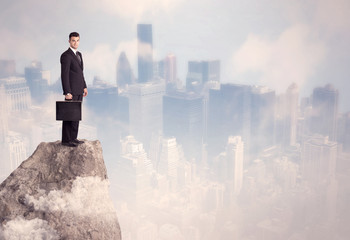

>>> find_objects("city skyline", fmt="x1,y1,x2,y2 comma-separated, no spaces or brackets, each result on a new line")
1,1,350,239
1,49,349,238
1,0,349,110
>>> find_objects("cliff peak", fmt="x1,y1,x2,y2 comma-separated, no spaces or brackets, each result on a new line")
0,140,121,240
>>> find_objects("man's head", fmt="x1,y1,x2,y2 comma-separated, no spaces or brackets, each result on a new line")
69,32,80,50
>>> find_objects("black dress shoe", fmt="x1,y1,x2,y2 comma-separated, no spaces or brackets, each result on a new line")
62,141,78,147
73,139,84,144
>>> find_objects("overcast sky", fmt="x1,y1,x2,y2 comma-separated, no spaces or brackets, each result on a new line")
1,0,349,110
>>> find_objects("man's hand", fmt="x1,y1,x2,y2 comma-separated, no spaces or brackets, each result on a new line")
65,93,72,100
83,88,88,97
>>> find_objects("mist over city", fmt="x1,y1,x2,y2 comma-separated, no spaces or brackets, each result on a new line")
1,0,350,239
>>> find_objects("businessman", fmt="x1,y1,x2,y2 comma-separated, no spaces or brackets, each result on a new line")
60,32,88,147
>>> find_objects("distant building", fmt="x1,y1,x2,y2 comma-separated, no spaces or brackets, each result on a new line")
4,131,28,175
0,84,8,143
337,112,350,152
137,24,153,83
203,182,225,211
86,76,119,118
301,135,337,185
276,83,299,147
25,61,49,103
250,86,276,154
116,136,153,209
128,80,165,148
157,54,178,87
158,137,183,191
272,157,298,190
207,84,251,158
226,136,244,196
310,84,338,141
0,76,31,112
116,52,135,89
186,60,220,93
163,91,204,159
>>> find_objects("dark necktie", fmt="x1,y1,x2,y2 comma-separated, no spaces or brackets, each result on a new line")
76,52,82,65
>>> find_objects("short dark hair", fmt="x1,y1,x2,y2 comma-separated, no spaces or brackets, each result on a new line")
69,32,80,39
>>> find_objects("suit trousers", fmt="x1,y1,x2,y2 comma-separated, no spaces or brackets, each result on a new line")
62,94,82,143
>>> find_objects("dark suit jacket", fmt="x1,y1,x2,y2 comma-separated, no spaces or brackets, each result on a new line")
60,48,87,95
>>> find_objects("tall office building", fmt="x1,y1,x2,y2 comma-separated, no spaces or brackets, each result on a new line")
310,84,338,141
281,83,299,147
337,112,350,152
137,24,153,83
186,60,220,93
116,136,153,209
207,84,251,158
0,84,8,181
301,135,337,185
6,131,27,171
116,51,135,89
0,85,8,142
250,86,276,154
272,157,298,190
158,137,181,191
157,54,177,84
128,80,165,148
226,136,244,196
0,76,31,112
25,61,49,103
86,76,119,117
163,91,203,159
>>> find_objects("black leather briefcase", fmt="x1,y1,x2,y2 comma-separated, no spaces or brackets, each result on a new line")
56,101,82,121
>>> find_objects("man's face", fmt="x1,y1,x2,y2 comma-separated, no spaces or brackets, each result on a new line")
69,36,80,50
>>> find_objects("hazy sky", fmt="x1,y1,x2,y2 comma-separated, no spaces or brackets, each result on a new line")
1,0,349,110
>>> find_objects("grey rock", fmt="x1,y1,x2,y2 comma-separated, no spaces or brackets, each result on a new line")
0,140,122,240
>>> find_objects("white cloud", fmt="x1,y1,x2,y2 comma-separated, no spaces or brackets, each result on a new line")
83,39,138,84
26,176,116,216
83,44,118,83
3,217,59,240
115,39,138,71
231,24,326,92
2,177,117,239
313,0,350,36
80,0,185,22
138,42,153,60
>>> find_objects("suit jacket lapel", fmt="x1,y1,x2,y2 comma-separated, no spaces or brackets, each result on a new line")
68,48,83,70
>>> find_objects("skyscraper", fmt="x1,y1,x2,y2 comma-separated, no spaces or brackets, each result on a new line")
128,80,165,148
0,84,8,143
280,83,299,147
158,54,177,84
86,76,119,117
25,61,49,103
337,112,350,152
186,60,220,93
207,84,251,158
116,136,153,209
301,135,337,185
137,24,153,83
116,51,135,89
310,84,338,141
0,76,31,112
163,91,203,159
250,86,276,154
158,137,181,191
226,136,244,196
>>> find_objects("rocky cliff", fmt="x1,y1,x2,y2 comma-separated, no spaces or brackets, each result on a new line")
0,140,121,240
